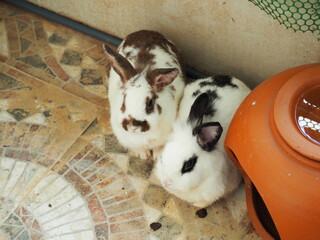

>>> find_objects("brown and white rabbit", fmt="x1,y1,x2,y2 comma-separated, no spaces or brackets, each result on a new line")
156,75,251,208
103,30,186,160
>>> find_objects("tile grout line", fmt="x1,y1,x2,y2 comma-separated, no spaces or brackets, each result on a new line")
86,175,131,203
40,203,87,225
17,122,34,150
97,183,135,203
14,14,22,58
58,167,106,230
82,191,106,237
1,122,9,150
0,160,17,201
32,125,54,153
110,227,148,237
81,163,110,183
109,215,146,225
25,174,61,211
44,227,93,239
43,216,92,232
125,169,154,231
6,161,29,199
90,170,123,188
2,41,107,108
3,122,19,149
72,157,102,176
103,206,143,219
3,17,10,58
102,196,139,209
37,193,79,218
67,146,95,168
82,154,151,235
1,223,25,228
12,228,27,240
31,182,69,212
72,159,112,230
77,154,109,175
1,60,102,111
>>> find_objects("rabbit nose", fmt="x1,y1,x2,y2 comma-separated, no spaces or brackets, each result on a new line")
163,179,173,188
132,119,143,126
122,118,150,132
131,119,150,132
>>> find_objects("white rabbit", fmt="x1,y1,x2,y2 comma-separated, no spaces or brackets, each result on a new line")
156,75,251,208
104,30,187,160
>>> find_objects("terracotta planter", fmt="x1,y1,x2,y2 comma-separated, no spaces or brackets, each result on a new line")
225,63,320,240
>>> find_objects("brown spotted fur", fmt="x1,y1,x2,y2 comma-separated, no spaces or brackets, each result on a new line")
122,30,185,78
122,115,150,132
121,94,126,113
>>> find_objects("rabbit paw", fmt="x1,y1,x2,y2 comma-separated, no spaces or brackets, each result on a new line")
151,147,164,162
193,201,211,209
129,149,150,160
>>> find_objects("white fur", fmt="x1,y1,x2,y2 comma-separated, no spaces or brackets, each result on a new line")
150,46,179,69
156,77,251,208
108,33,185,160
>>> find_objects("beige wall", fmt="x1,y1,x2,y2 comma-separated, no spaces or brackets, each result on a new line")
27,0,319,88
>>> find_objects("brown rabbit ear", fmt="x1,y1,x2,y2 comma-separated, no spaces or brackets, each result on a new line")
103,44,137,83
147,68,179,92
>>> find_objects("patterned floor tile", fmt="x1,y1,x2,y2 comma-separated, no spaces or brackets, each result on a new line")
128,157,154,179
0,20,9,57
152,215,183,240
0,2,261,240
0,4,108,106
48,31,72,47
0,62,97,159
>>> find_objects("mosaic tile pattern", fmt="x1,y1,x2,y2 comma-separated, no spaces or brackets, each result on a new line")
0,3,109,107
0,2,261,240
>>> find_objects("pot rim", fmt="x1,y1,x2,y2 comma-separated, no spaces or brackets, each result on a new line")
273,65,320,162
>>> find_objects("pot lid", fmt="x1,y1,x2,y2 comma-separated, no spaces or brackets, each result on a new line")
274,66,320,162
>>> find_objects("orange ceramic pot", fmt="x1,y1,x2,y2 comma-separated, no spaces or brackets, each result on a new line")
225,63,320,240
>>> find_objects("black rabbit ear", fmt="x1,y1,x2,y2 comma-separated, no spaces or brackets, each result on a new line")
188,93,209,129
194,122,223,151
103,44,137,84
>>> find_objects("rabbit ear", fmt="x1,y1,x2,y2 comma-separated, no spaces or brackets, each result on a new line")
103,44,137,83
147,68,179,92
188,93,209,129
195,122,223,152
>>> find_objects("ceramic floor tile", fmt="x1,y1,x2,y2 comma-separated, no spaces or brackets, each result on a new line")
143,203,162,224
48,31,73,47
0,62,97,160
152,215,183,240
1,3,109,106
11,59,63,87
0,2,260,240
0,20,9,57
0,158,94,239
162,198,184,226
143,184,171,212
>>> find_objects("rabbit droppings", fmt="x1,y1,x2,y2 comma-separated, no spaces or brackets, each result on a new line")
104,30,187,160
156,75,251,208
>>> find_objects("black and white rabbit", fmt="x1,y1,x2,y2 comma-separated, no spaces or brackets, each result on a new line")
104,30,187,160
156,75,251,208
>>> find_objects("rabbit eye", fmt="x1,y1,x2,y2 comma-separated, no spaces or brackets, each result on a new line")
146,97,155,114
181,156,198,174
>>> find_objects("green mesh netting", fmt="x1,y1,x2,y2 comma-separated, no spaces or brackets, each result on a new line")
248,0,320,39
